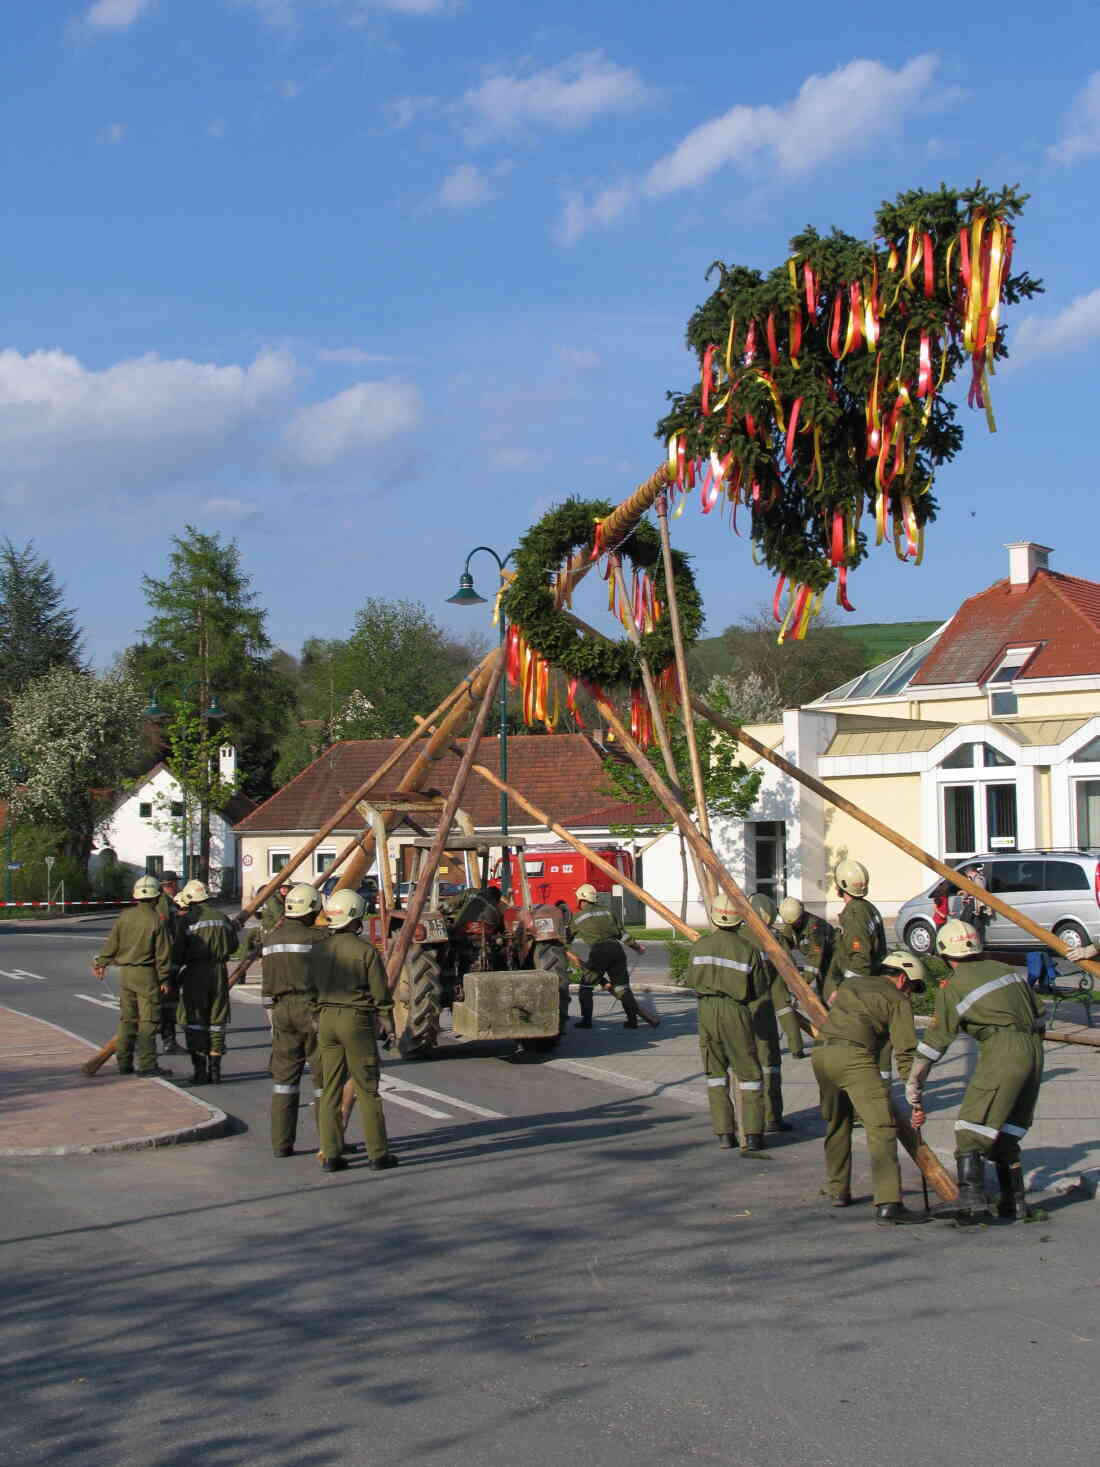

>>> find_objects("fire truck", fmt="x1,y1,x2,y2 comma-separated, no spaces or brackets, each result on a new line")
493,845,634,911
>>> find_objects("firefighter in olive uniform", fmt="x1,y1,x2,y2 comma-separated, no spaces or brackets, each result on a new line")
824,860,892,1083
811,950,925,1224
777,896,834,1000
154,871,183,1053
307,889,400,1175
741,893,792,1131
264,882,327,1157
567,883,645,1028
905,919,1046,1222
92,875,175,1077
174,879,236,1085
752,892,806,1061
691,896,769,1153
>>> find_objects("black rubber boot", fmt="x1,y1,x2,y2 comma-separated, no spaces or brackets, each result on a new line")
997,1160,1029,1220
875,1202,925,1225
322,1156,348,1174
207,1056,222,1085
620,989,641,1029
190,1053,208,1086
717,1133,738,1150
161,1027,182,1055
369,1153,401,1171
955,1151,990,1220
575,986,594,1028
741,1134,764,1154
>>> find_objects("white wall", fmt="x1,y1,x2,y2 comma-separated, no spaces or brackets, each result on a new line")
94,766,239,891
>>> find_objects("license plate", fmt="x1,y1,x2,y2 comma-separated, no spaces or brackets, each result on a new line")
424,919,449,942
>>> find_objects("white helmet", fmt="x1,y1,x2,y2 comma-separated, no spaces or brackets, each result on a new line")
132,874,161,901
284,883,322,919
177,879,208,908
882,950,926,987
937,919,982,958
324,889,366,930
710,898,742,929
750,892,777,925
835,859,869,897
778,897,803,924
575,883,599,904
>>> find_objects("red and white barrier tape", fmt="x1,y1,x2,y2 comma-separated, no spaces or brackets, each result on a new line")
0,900,134,908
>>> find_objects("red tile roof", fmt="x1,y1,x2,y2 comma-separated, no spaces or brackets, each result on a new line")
235,734,667,835
912,569,1100,687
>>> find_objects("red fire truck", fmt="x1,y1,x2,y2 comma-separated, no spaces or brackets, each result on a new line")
493,845,634,909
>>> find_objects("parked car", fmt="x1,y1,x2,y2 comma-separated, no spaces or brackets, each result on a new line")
896,849,1100,957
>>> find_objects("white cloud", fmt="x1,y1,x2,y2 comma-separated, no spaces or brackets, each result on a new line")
439,163,492,208
1010,288,1100,367
201,496,259,520
241,0,455,26
462,52,648,140
557,346,601,370
383,95,439,130
100,122,127,145
283,381,422,466
560,54,938,242
208,118,228,139
316,346,398,365
1049,72,1100,164
85,0,154,29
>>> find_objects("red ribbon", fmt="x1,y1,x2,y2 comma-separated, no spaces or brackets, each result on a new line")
766,311,779,368
772,574,786,623
837,566,855,612
566,677,585,728
922,231,934,299
785,396,802,466
803,262,817,315
744,320,757,365
917,332,933,398
829,292,843,356
701,343,715,416
830,509,845,567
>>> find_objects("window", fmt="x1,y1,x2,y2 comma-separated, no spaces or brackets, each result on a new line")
145,855,164,876
987,646,1036,683
314,851,335,876
170,801,184,817
941,744,975,769
1075,780,1100,847
269,849,291,876
139,801,153,819
944,787,976,856
939,742,1014,770
987,859,1043,894
1044,860,1090,892
985,784,1018,849
990,690,1018,717
1072,737,1100,763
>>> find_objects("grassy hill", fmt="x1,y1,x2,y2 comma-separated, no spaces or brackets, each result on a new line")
834,620,942,668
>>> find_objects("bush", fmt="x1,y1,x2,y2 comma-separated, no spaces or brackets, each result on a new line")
5,825,90,902
664,938,694,987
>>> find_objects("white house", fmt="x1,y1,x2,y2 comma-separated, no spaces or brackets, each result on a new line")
93,746,255,895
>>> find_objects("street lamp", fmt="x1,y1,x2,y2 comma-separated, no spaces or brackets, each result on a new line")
447,546,515,898
143,680,226,882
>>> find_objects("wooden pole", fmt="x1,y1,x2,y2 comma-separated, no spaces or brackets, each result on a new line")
656,491,714,906
690,694,1100,986
384,661,503,993
593,692,957,1203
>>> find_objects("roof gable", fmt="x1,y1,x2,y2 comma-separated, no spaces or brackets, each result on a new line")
234,733,666,835
911,569,1100,687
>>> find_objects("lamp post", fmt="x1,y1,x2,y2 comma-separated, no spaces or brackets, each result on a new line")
447,546,515,898
143,681,226,883
3,757,27,906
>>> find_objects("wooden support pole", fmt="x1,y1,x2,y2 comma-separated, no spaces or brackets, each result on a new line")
690,694,1100,989
593,692,957,1203
656,491,714,905
384,661,503,993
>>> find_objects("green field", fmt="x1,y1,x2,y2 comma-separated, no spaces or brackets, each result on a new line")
836,619,942,666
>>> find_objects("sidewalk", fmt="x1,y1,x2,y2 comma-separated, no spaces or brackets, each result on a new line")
548,986,1100,1198
0,1006,228,1157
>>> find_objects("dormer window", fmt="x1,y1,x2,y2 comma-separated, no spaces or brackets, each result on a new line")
985,645,1037,716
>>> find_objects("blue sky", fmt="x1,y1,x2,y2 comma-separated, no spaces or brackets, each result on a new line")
3,1,1099,667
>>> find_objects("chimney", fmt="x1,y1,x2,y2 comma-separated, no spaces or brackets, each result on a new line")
1005,541,1052,589
219,745,237,785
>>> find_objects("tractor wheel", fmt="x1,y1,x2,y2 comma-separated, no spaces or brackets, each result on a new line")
519,944,568,1053
398,946,443,1060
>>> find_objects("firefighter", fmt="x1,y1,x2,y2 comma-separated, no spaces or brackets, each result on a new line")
752,892,806,1060
92,875,175,1078
263,882,327,1158
567,883,645,1028
691,895,768,1153
824,860,892,1084
905,919,1046,1223
777,896,834,999
307,889,400,1175
174,879,236,1085
154,871,183,1053
743,893,793,1131
262,880,291,934
811,950,925,1224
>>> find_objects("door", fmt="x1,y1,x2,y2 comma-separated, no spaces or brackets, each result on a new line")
985,858,1045,945
1039,858,1092,937
752,822,787,904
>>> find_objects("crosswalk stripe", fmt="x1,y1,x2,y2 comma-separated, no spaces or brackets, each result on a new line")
385,1076,505,1119
74,993,118,1010
377,1081,452,1120
9,969,48,981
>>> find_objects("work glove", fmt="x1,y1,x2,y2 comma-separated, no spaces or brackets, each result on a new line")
1065,943,1098,962
905,1056,931,1110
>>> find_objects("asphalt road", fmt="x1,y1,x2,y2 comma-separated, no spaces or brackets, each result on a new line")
1,917,1098,1467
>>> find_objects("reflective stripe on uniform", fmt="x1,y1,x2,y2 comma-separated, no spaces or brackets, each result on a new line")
763,1066,780,1074
185,1023,205,1031
272,1083,300,1095
843,969,862,979
264,944,314,955
706,1077,727,1088
692,955,751,972
955,1119,998,1139
1001,1122,1029,1137
879,1071,891,1080
955,972,1028,1016
191,920,228,931
775,1006,792,1017
739,1081,763,1091
209,1024,226,1033
916,1041,942,1061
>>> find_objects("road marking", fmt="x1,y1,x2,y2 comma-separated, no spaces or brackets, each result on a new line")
385,1075,505,1120
75,993,119,1010
7,969,48,981
378,1080,452,1120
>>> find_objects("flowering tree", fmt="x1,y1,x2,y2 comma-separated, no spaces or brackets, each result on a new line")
0,667,146,865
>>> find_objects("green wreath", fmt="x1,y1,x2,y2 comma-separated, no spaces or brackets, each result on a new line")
501,497,703,687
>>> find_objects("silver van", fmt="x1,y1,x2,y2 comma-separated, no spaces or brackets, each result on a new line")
895,849,1100,957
